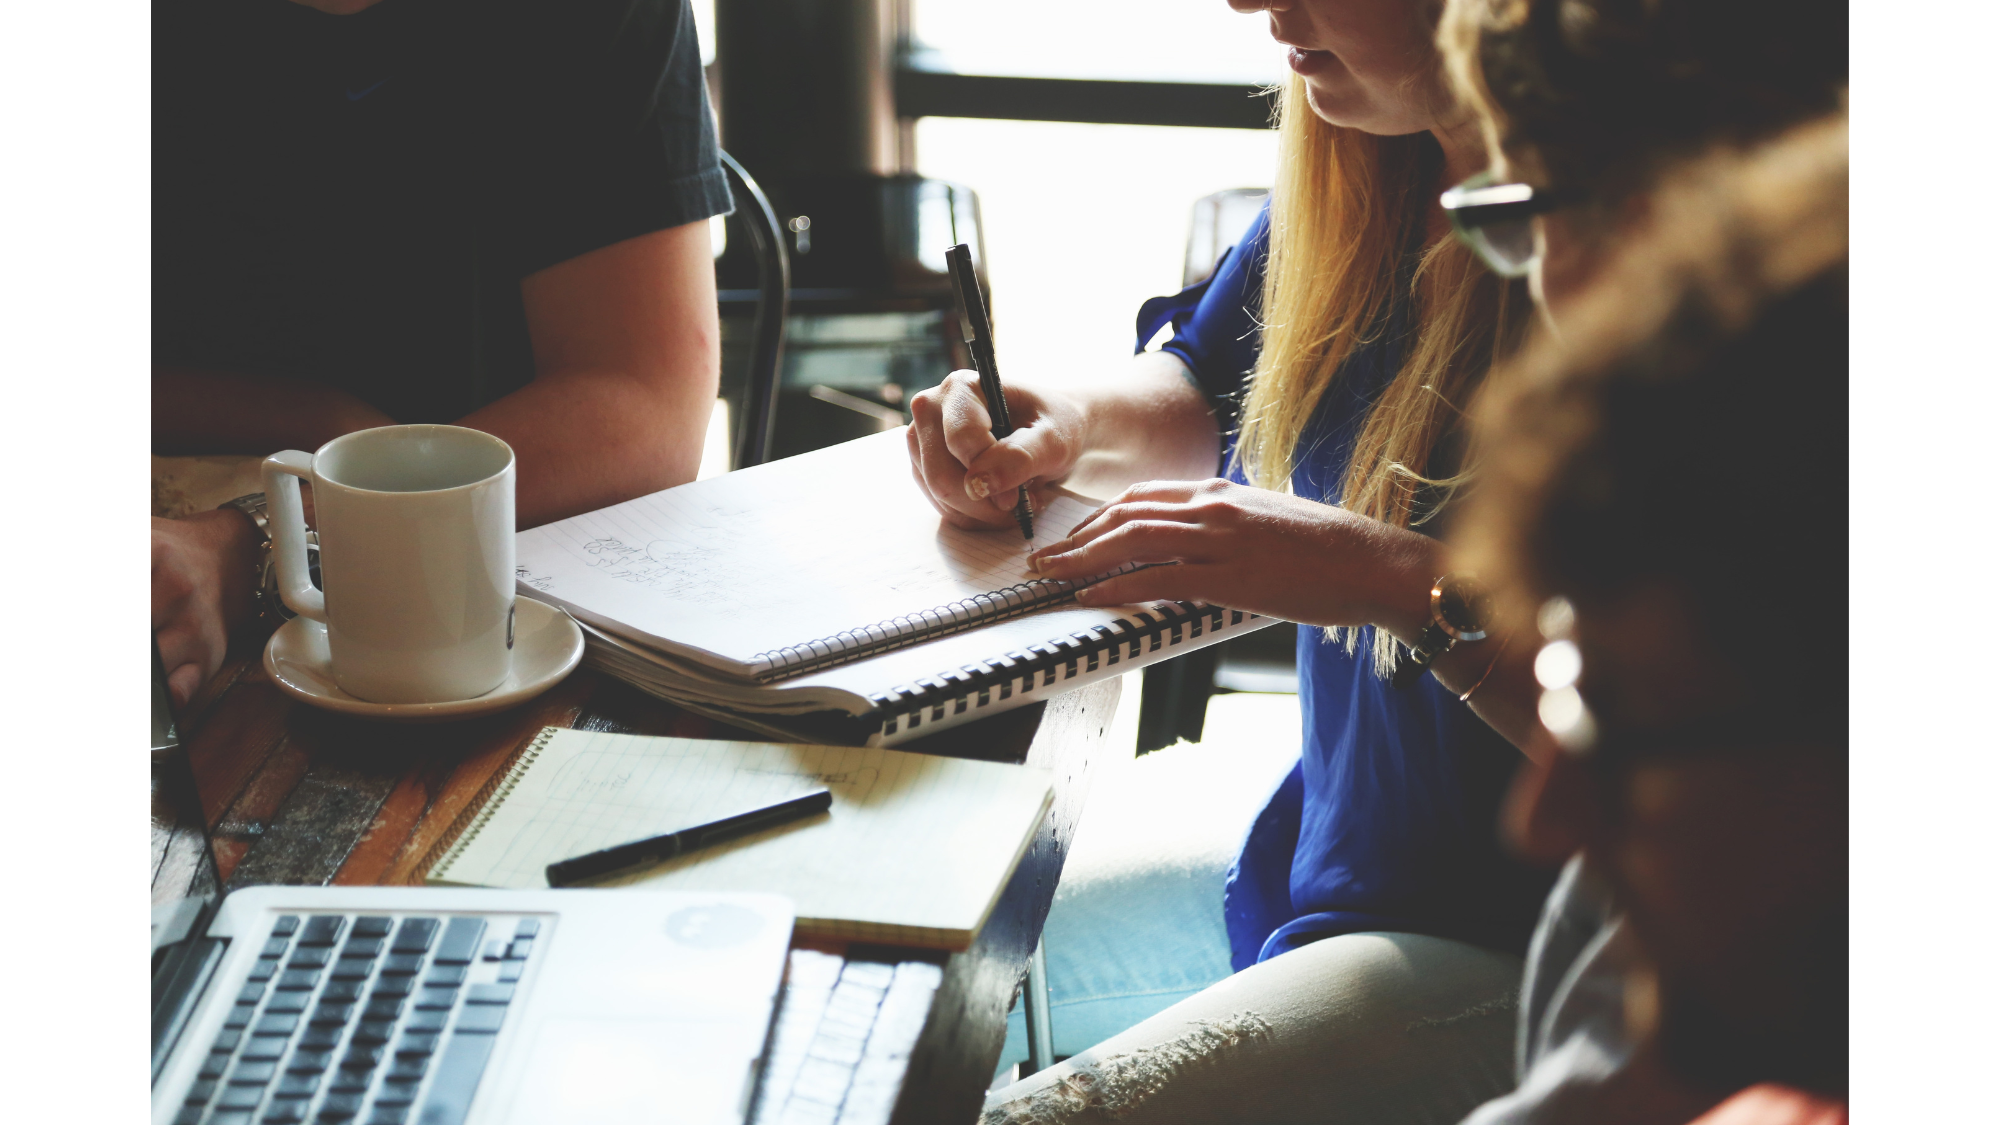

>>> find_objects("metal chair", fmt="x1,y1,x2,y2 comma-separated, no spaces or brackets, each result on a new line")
719,152,790,470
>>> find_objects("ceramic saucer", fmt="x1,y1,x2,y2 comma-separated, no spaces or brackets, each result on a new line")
263,596,584,722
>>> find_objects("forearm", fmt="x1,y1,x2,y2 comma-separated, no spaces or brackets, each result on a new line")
153,367,395,455
1366,533,1545,759
459,364,714,529
1064,351,1224,497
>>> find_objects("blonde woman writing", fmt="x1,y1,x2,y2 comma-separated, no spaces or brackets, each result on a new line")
909,1,1552,1121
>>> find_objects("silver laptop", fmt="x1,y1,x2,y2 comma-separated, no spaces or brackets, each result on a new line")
151,652,796,1125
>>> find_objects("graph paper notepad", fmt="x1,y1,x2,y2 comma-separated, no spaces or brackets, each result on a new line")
514,429,1277,747
423,727,1054,950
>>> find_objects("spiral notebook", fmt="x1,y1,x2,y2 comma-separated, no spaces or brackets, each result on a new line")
422,727,1055,950
516,429,1276,746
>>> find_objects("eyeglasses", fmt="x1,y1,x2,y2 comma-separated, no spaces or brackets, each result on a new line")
1534,597,1841,772
1440,172,1569,279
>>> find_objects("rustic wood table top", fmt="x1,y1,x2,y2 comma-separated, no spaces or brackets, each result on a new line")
153,637,1120,1125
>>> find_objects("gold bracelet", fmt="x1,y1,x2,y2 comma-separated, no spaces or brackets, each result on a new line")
1458,635,1509,704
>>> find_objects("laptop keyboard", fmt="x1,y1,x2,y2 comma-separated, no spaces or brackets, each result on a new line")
176,912,542,1125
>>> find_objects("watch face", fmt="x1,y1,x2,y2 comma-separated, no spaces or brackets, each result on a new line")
1435,578,1490,640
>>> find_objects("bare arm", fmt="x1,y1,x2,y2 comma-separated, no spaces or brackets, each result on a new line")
466,219,719,528
906,349,1221,529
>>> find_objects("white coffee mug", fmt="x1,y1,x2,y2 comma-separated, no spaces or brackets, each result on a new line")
262,425,517,705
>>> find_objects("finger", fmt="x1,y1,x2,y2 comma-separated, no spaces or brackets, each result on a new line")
936,370,1000,477
1063,481,1203,537
1032,500,1203,563
1035,520,1211,579
911,405,1014,529
167,662,204,709
1073,563,1226,608
963,417,1075,509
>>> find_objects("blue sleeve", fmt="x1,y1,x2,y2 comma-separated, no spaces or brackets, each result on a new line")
1132,202,1270,434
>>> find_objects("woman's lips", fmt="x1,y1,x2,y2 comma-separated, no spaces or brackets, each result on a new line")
1286,46,1336,77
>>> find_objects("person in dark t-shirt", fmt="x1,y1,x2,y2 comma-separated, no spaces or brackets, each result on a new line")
151,0,731,706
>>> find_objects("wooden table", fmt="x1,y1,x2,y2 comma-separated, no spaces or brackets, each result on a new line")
153,641,1119,1125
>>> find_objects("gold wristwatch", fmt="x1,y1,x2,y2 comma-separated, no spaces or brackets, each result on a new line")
1390,574,1490,690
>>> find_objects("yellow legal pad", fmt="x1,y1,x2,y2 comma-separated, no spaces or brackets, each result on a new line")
422,727,1054,950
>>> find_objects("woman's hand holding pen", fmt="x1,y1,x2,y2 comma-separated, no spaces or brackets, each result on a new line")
1026,478,1444,640
907,369,1084,530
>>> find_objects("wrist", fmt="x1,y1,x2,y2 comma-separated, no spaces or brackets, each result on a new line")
1367,529,1446,645
198,507,263,634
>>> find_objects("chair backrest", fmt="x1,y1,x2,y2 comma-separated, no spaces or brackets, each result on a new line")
1182,188,1269,289
718,152,791,470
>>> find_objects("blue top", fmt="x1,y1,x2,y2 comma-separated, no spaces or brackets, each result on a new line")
1136,206,1551,971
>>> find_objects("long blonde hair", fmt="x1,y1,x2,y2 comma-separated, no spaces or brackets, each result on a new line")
1233,74,1523,675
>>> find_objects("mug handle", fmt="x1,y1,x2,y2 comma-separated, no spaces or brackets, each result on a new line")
261,450,327,624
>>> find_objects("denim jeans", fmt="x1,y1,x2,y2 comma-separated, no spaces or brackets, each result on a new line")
983,931,1524,1125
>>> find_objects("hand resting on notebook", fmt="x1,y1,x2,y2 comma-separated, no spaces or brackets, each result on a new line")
1028,477,1448,644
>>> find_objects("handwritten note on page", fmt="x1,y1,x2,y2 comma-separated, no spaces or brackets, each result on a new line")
427,728,1054,949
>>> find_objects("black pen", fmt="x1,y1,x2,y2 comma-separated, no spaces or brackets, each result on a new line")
945,243,1036,540
544,787,832,887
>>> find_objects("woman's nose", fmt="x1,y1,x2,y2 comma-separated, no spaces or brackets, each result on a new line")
1225,0,1289,14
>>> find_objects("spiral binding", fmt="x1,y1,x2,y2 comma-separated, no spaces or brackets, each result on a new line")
748,566,1142,683
419,725,561,882
866,601,1258,738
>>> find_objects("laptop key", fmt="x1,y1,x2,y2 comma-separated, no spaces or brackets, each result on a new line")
230,1060,278,1084
184,1079,217,1104
417,1032,500,1125
363,997,404,1022
328,1068,371,1093
480,940,504,962
343,1044,385,1069
299,1026,342,1050
238,982,267,1005
265,990,309,1014
277,969,321,991
380,954,423,976
261,1096,307,1122
200,1052,232,1079
405,1008,447,1033
351,1021,394,1045
299,916,346,947
395,1033,438,1057
505,940,532,960
288,946,332,969
254,1012,300,1036
262,937,292,959
352,916,393,938
497,961,524,983
271,915,301,937
451,1004,506,1034
465,983,514,1005
173,1107,205,1125
423,965,466,987
213,1113,256,1125
513,918,540,939
366,1107,410,1125
248,957,282,983
331,958,374,981
413,988,457,1010
434,917,486,965
217,1084,265,1109
322,980,363,1003
374,1080,420,1106
371,975,414,998
317,1092,363,1120
211,1029,243,1052
276,1072,320,1098
241,1036,290,1061
390,918,439,954
312,1003,355,1027
287,1050,332,1074
341,937,386,959
225,1003,258,1029
387,1054,429,1081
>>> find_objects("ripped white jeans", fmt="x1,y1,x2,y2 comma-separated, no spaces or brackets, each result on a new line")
983,932,1523,1125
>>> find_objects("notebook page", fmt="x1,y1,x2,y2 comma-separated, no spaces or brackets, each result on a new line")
516,429,1110,676
430,729,1054,948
